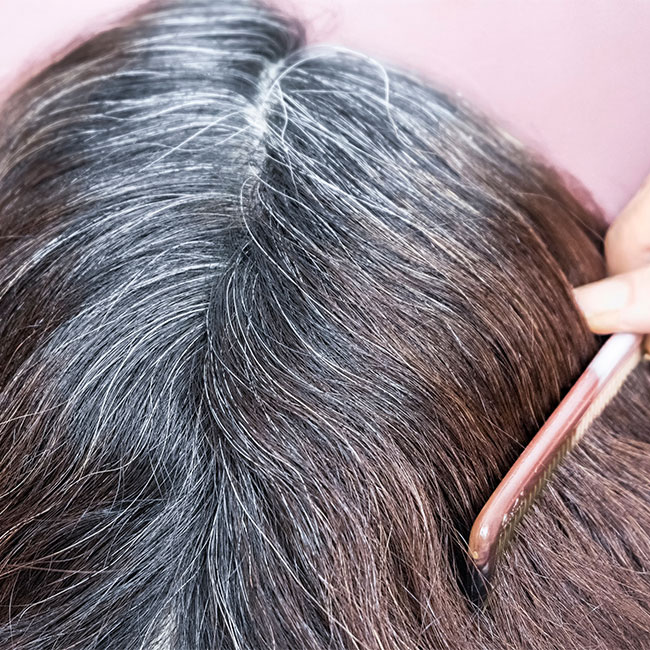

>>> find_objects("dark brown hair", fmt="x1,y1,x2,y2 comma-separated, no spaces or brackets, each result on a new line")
0,0,648,648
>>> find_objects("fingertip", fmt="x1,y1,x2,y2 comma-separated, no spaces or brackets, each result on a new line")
572,278,630,322
583,310,619,335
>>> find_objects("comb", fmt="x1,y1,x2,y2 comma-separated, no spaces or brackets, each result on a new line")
468,332,645,592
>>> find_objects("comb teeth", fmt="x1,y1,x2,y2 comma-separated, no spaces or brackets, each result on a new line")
495,342,643,559
497,444,563,555
468,333,645,591
573,345,643,444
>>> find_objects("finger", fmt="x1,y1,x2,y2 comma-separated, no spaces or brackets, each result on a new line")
573,264,650,334
605,173,650,275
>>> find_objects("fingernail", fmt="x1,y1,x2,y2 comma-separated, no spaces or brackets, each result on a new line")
573,277,630,318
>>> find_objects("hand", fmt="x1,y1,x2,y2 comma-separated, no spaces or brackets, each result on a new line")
573,174,650,340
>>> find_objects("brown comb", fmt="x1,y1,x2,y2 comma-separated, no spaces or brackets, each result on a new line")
468,332,645,591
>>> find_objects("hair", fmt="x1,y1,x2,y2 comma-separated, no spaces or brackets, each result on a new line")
0,0,649,648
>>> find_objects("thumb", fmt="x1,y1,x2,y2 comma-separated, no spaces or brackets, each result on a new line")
605,173,650,275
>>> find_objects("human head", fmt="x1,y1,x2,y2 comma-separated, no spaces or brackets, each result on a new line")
0,1,648,648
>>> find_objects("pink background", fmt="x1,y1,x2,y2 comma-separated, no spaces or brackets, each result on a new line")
1,0,648,220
